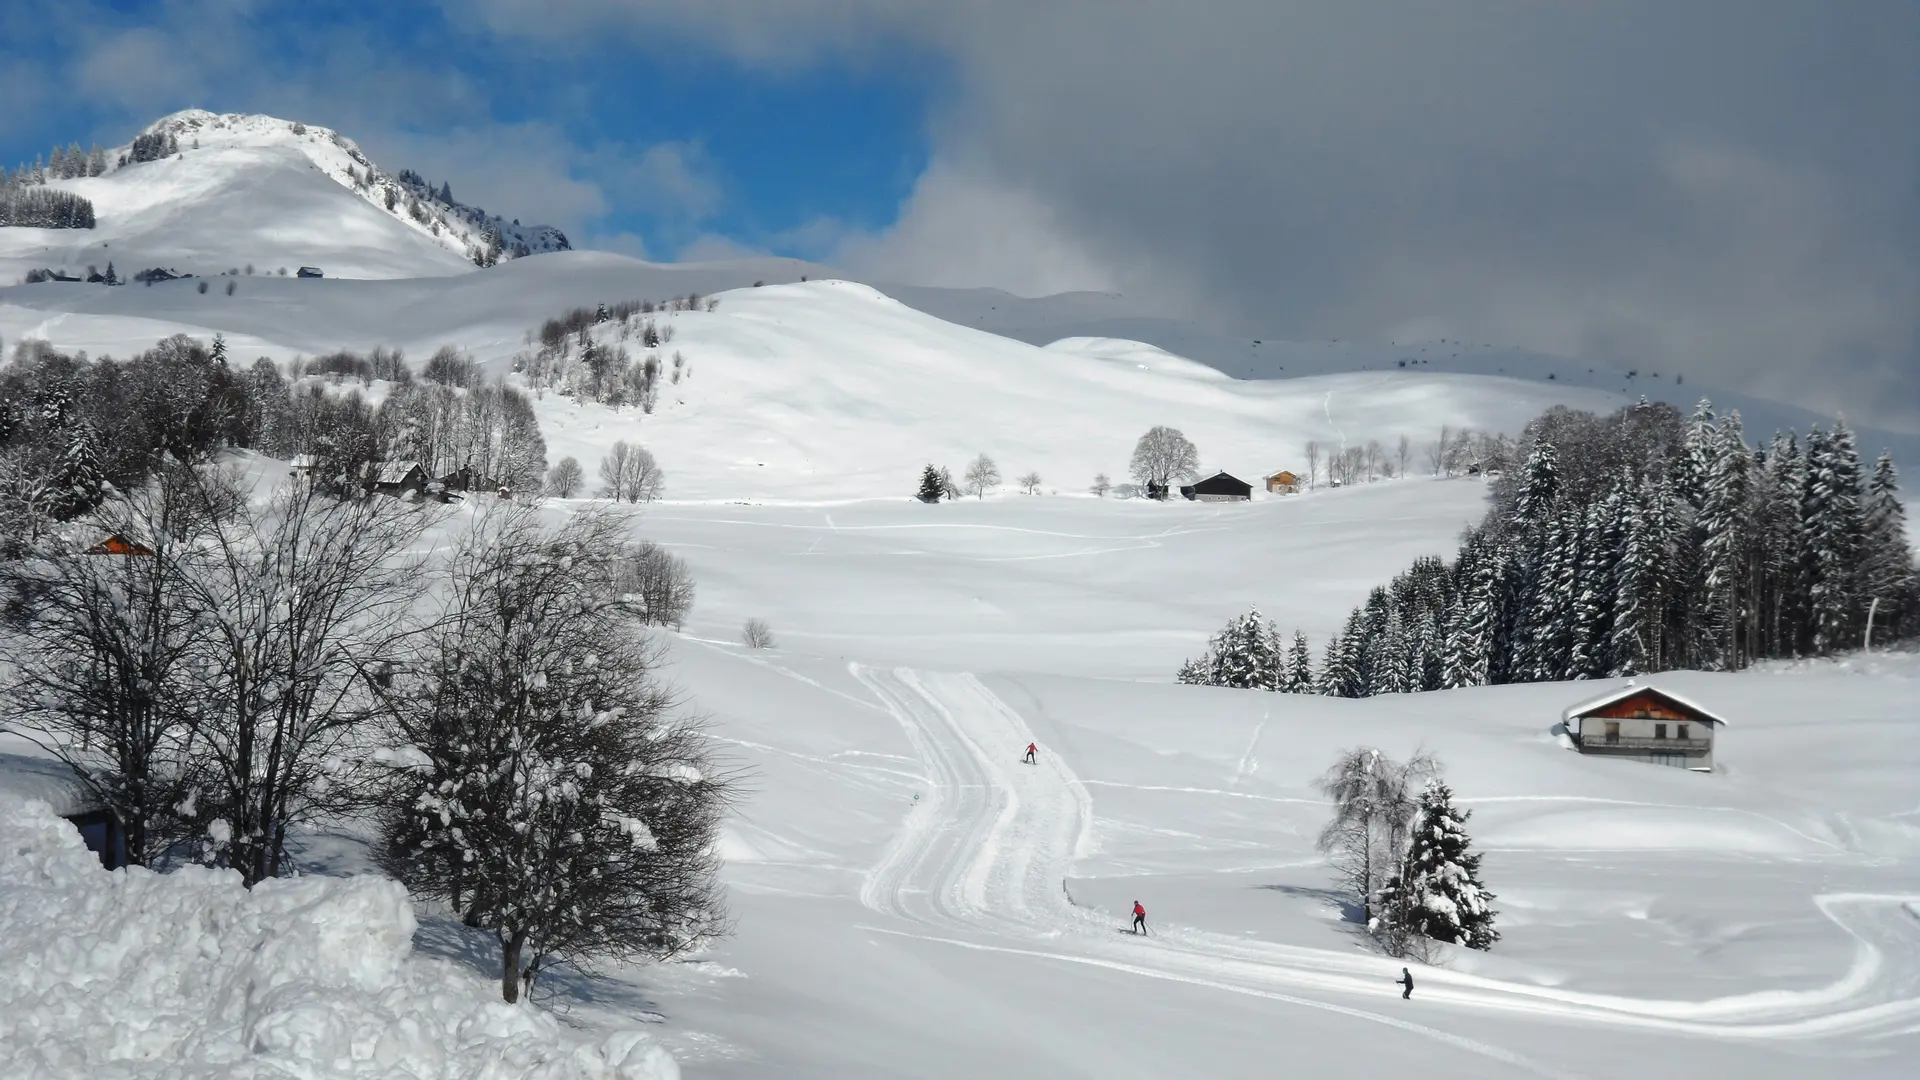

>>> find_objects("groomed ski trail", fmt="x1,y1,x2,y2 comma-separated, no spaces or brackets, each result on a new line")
850,664,1920,1044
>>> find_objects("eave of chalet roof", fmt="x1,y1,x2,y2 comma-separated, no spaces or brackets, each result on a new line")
1561,683,1730,728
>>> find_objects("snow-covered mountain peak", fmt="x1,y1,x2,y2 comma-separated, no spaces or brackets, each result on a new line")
2,109,569,284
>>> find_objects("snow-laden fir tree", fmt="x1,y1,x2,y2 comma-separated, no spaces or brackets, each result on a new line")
1180,606,1286,690
1801,423,1865,653
1862,452,1915,640
1373,780,1499,953
1699,411,1753,668
1283,629,1315,694
917,464,944,504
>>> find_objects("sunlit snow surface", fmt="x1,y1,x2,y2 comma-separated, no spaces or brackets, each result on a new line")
0,217,1915,1076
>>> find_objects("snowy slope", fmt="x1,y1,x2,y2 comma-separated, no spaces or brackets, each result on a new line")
0,264,1632,501
0,110,566,283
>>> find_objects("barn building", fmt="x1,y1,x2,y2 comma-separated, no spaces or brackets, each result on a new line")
1563,684,1726,771
0,753,126,869
1180,471,1253,502
363,460,428,499
1265,470,1301,494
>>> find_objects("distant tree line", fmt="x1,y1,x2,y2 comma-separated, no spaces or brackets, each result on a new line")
0,335,548,554
0,186,96,229
1180,399,1917,693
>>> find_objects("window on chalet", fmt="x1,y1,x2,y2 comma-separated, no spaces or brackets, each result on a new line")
1676,723,1690,741
1654,723,1668,740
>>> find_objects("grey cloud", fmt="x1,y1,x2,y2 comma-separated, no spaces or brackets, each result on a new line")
465,0,1920,429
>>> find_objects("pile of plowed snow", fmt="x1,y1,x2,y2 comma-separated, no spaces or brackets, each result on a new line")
0,795,677,1079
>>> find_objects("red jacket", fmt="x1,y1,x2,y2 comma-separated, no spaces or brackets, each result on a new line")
1027,743,1037,754
1133,903,1146,918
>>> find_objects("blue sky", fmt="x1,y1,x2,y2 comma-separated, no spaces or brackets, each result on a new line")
0,0,944,260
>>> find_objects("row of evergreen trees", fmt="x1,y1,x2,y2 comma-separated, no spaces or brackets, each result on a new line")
1180,399,1916,695
0,186,96,229
3,143,110,186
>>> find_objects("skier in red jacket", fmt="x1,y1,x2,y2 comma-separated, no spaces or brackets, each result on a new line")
1023,742,1037,764
1131,900,1148,935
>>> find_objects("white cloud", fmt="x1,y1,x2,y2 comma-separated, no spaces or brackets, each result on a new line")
832,162,1115,298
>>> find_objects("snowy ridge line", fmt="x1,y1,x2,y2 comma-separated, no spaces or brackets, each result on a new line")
1459,795,1848,854
851,665,1920,1040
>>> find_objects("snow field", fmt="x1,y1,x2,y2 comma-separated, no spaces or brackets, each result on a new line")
0,795,679,1080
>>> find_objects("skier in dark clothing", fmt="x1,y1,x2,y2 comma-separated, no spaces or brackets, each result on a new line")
1132,900,1148,935
1399,967,1414,1000
1023,742,1037,764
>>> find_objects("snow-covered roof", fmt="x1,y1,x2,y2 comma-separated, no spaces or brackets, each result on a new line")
369,460,422,484
0,753,105,817
1561,684,1730,727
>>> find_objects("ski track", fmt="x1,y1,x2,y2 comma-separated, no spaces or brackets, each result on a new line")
850,663,1920,1050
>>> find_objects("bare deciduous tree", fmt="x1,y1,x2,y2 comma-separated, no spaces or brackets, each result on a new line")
597,441,665,503
181,473,438,885
1304,440,1321,490
377,506,729,1003
546,456,584,498
1396,435,1412,479
1090,472,1112,497
741,618,775,649
609,539,696,629
1018,471,1043,495
1129,427,1199,496
964,453,1000,498
0,463,209,867
1427,426,1453,476
1314,746,1438,924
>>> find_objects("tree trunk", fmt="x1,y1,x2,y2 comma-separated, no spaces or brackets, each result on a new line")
501,929,526,1003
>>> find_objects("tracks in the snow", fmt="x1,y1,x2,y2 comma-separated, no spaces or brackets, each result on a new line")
850,664,1920,1048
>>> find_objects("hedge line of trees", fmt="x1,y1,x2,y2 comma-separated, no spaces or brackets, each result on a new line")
1181,399,1917,694
0,186,96,228
0,336,548,554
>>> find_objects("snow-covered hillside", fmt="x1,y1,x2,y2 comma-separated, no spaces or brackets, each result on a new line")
0,110,567,283
0,260,1631,500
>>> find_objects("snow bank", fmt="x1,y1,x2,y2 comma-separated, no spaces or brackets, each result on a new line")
0,796,678,1080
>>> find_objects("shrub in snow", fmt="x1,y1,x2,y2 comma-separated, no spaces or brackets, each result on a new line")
0,795,680,1079
742,618,775,649
1372,780,1499,954
378,507,728,1003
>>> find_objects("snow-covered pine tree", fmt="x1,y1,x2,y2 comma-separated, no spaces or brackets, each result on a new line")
1699,411,1753,669
1319,628,1355,698
1802,423,1866,654
1567,499,1610,679
917,464,944,504
1368,609,1411,696
1511,439,1560,532
1211,607,1282,690
1862,452,1915,641
1284,629,1315,694
1607,475,1656,676
50,421,105,519
1374,780,1498,952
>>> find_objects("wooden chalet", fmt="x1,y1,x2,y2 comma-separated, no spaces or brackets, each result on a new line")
363,460,428,499
85,533,153,556
1562,684,1727,771
1265,469,1301,494
1180,471,1253,502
